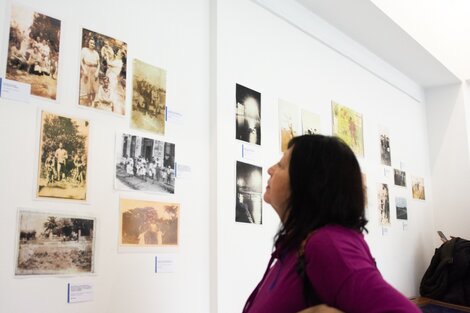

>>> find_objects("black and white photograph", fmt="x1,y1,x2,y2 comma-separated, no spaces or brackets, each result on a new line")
236,161,262,224
16,210,95,275
115,133,176,194
120,198,179,247
394,169,406,187
131,59,166,134
236,83,261,145
395,197,408,220
6,5,61,100
378,183,390,225
380,128,392,166
37,111,89,200
79,28,127,115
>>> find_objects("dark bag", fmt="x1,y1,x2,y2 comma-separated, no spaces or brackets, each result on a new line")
420,237,470,306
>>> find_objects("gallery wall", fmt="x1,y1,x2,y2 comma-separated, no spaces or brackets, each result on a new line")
215,0,438,312
0,0,211,313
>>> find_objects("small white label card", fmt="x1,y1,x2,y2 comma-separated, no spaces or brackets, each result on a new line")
166,107,183,125
176,162,191,179
402,222,408,232
67,283,94,303
242,144,259,161
381,226,389,236
0,77,31,103
155,254,176,273
383,167,392,178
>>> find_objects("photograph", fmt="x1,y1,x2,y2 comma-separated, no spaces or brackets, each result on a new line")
394,169,407,187
120,198,179,247
79,28,127,115
131,59,166,134
16,209,95,276
236,161,262,224
5,5,61,99
412,176,426,200
115,133,176,194
236,83,261,145
279,99,299,152
380,128,392,166
332,101,364,157
396,197,408,220
362,173,368,207
378,183,390,225
37,111,89,200
301,109,321,136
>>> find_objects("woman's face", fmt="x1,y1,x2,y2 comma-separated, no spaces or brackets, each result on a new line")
264,148,292,221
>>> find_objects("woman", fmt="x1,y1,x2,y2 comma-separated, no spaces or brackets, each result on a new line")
242,135,420,313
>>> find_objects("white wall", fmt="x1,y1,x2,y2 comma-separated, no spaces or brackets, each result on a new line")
215,0,437,312
0,0,210,313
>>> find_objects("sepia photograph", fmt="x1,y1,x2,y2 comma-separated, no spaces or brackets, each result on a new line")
394,169,407,187
120,198,179,247
37,111,89,200
5,5,61,100
301,109,321,136
131,59,166,134
16,210,95,276
378,183,390,226
115,133,176,194
412,176,426,200
236,83,261,145
380,128,392,166
332,101,364,157
395,197,408,220
79,28,127,115
279,99,299,152
236,161,262,224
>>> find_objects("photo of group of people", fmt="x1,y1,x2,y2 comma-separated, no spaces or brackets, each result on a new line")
6,5,61,100
380,129,392,166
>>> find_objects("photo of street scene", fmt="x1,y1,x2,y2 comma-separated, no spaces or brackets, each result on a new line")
115,133,175,194
37,111,89,200
236,161,262,224
6,5,61,99
16,210,95,275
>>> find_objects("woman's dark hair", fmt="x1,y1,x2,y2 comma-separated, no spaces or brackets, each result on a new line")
275,134,367,252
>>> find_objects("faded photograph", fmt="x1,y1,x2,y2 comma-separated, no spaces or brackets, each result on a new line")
131,59,166,134
236,84,261,145
378,183,390,225
115,133,176,194
37,111,89,200
236,161,262,224
412,176,426,200
396,197,408,220
301,109,321,136
79,28,127,115
120,198,179,246
6,5,61,99
332,101,364,157
16,210,95,275
394,169,406,187
279,99,299,152
380,128,392,166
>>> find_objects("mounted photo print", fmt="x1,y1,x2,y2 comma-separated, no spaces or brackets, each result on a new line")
36,111,89,200
115,132,175,194
235,161,262,224
5,5,61,100
395,197,408,220
79,28,127,115
236,83,261,145
301,109,320,136
278,99,299,152
394,169,406,187
378,183,390,226
379,127,391,166
332,101,364,157
120,198,179,247
131,59,166,134
15,209,95,276
412,176,426,200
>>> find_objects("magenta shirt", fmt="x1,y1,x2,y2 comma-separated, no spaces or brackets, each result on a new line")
243,225,420,313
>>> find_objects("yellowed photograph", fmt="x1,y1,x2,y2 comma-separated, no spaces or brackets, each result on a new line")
6,5,61,100
79,28,127,115
412,176,426,200
301,109,321,135
332,101,364,157
131,59,166,134
37,111,89,200
279,99,299,152
120,198,179,247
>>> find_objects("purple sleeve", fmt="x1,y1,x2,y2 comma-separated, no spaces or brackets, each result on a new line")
305,227,421,313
